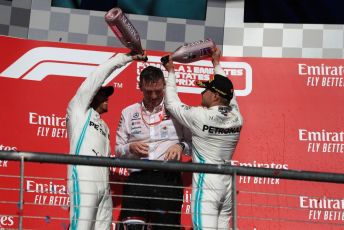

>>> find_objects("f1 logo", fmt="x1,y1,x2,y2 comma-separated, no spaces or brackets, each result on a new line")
0,47,125,85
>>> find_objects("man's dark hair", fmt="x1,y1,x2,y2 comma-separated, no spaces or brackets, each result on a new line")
139,66,165,88
90,86,113,111
90,91,106,111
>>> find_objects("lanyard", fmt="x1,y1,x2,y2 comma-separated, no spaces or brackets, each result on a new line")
140,103,165,127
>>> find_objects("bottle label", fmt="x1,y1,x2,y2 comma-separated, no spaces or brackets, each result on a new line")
186,39,210,47
111,25,123,38
200,47,212,56
120,15,140,41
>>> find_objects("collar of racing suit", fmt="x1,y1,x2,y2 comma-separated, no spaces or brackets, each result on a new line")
92,108,101,118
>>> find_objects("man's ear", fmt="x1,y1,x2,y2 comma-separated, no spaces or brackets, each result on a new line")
214,92,221,101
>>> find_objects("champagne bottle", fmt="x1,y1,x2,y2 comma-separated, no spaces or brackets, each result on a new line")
105,7,145,56
161,38,215,64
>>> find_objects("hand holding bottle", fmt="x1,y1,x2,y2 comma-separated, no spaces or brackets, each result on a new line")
130,51,148,62
161,54,174,73
211,46,221,66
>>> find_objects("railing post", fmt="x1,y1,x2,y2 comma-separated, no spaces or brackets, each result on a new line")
232,171,237,230
19,155,24,230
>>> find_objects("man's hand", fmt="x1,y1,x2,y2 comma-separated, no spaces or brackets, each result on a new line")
129,141,149,157
211,46,221,67
164,143,183,161
130,51,148,61
162,55,175,73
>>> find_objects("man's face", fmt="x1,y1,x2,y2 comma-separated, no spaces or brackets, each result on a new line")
201,88,214,108
140,78,165,110
98,98,109,113
94,92,109,114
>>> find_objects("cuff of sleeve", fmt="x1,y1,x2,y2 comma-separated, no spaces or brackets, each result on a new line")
118,144,131,158
214,65,226,76
114,53,133,64
123,144,131,157
167,71,177,87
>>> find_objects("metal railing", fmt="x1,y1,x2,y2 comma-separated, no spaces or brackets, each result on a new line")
1,150,344,229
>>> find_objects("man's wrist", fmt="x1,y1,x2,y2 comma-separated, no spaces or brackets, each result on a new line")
212,60,219,66
177,142,185,151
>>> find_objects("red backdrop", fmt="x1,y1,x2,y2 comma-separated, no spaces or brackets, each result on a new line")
0,36,343,229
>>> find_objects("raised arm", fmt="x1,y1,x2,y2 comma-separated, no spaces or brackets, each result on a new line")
163,55,202,131
67,53,147,115
212,47,240,110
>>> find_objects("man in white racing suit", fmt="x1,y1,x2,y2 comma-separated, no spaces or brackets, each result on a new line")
163,47,243,230
67,52,146,230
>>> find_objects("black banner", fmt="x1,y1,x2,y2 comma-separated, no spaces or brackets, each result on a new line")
244,0,344,24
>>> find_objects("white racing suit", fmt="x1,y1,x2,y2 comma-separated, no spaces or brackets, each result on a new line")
67,53,133,230
165,65,243,230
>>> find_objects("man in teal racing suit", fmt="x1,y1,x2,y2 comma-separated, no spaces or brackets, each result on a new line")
67,52,146,230
163,47,243,230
